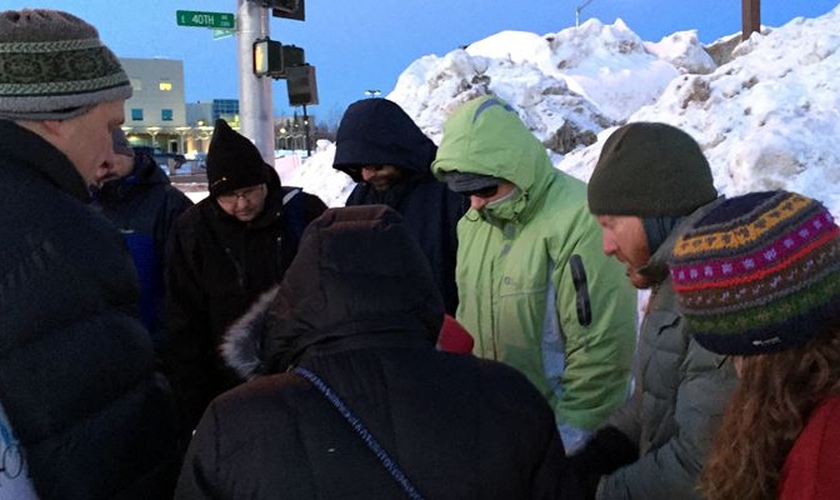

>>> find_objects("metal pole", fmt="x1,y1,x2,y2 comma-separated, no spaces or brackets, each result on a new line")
741,0,761,41
303,103,311,156
237,0,275,165
576,0,594,28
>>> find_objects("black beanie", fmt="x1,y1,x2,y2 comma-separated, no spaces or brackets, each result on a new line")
587,122,717,216
206,119,268,197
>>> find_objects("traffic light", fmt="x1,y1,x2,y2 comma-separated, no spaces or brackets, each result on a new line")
272,0,305,21
286,65,318,106
253,39,283,78
282,45,305,69
253,39,306,79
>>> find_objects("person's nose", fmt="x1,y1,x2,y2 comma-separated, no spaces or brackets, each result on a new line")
361,167,376,182
601,233,617,256
470,195,488,211
98,158,116,179
235,195,252,208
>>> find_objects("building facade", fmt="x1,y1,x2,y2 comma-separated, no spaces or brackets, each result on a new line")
120,57,320,158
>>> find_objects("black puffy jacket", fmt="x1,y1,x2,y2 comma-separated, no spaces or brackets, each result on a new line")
175,206,582,500
162,167,327,434
0,120,180,499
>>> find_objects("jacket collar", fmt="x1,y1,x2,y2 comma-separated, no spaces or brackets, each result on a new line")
638,196,728,284
0,119,91,202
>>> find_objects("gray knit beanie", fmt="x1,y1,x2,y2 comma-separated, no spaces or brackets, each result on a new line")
0,9,132,120
588,122,717,217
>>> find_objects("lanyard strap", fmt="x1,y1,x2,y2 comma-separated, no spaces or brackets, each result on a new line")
292,366,426,500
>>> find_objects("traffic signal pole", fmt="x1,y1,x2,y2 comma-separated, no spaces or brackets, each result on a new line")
741,0,760,41
237,0,275,164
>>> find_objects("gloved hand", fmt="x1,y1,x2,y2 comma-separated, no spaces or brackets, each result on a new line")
567,426,638,499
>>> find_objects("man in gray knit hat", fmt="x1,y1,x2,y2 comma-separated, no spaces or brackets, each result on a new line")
0,9,180,498
568,122,738,500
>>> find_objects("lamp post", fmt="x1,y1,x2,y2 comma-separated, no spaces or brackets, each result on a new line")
575,0,594,27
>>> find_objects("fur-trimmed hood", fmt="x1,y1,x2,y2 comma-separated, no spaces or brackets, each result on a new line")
222,205,444,379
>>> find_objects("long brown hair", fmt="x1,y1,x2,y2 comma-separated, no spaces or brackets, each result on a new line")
699,327,840,500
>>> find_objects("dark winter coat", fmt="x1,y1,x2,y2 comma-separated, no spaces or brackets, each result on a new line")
175,205,581,500
162,166,326,434
95,150,193,349
0,119,180,499
334,98,467,314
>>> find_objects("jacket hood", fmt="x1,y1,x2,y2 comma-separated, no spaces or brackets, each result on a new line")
333,98,437,182
431,95,555,207
97,151,169,202
223,205,444,378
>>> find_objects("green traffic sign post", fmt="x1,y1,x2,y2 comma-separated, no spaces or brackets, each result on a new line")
176,10,235,29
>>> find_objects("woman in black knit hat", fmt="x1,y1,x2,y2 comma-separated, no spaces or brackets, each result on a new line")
669,190,840,500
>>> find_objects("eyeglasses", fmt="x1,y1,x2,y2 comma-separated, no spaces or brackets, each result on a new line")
462,184,499,199
217,184,266,205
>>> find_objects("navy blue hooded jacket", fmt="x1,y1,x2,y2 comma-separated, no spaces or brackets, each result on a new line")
96,150,194,349
333,99,466,314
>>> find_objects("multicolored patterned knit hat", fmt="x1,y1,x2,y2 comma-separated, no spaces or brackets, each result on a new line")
0,9,132,120
669,190,840,355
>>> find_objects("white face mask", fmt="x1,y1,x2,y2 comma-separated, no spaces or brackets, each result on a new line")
481,186,522,222
485,186,520,208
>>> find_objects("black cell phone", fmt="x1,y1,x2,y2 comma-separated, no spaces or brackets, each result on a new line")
569,254,592,327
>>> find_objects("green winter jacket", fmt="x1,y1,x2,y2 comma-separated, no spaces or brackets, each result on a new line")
432,96,637,436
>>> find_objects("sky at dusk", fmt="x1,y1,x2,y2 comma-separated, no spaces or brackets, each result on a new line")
4,1,838,125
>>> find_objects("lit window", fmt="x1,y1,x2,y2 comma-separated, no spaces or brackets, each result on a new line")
162,109,173,121
159,81,173,91
131,108,143,121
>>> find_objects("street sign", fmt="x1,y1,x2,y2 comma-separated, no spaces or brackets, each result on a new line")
176,10,235,29
212,29,236,40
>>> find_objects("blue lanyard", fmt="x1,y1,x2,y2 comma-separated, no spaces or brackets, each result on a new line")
292,366,426,500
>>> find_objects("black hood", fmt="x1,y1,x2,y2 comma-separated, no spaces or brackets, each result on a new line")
96,151,169,203
223,205,444,378
333,99,437,182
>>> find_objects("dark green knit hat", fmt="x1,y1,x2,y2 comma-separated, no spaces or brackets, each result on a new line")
0,9,132,120
588,122,717,216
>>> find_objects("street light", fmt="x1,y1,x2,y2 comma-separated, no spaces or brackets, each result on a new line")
576,0,594,27
364,89,381,98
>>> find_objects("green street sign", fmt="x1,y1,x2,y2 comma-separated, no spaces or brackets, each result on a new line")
176,10,235,29
212,29,236,41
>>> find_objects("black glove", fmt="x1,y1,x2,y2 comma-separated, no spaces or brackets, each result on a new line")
567,426,639,499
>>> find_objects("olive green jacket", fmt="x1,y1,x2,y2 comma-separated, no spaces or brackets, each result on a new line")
596,204,738,500
432,96,637,441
